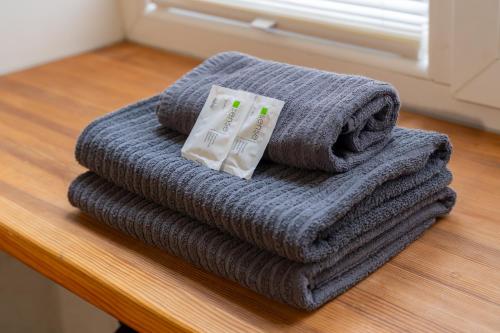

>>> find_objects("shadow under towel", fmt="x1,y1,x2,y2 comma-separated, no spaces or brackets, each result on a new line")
75,96,455,264
156,52,400,172
69,172,455,310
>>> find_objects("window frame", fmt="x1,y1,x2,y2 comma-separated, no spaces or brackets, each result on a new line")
154,0,427,59
119,0,500,133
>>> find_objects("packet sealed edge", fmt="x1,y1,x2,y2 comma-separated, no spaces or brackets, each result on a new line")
221,94,285,179
181,85,255,170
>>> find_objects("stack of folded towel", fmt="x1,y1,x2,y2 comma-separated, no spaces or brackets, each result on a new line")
68,52,456,310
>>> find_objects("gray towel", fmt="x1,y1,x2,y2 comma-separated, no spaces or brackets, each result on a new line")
75,96,455,264
69,172,455,310
156,52,399,172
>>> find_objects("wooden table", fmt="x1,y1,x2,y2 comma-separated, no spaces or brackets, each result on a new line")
1,42,499,333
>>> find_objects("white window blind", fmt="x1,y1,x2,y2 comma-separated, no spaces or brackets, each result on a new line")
154,0,429,59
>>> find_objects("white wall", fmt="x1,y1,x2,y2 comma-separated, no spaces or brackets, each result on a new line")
0,251,60,333
1,2,124,331
0,251,119,333
0,0,125,75
56,286,119,333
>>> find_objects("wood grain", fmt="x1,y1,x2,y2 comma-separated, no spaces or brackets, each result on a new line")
0,42,499,333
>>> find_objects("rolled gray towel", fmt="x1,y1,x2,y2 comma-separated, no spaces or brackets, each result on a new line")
156,52,399,172
69,172,455,310
75,96,455,263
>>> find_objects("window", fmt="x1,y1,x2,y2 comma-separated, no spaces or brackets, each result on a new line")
122,0,500,132
155,0,429,59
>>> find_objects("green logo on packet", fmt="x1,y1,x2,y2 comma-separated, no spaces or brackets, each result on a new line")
260,107,268,115
232,100,240,108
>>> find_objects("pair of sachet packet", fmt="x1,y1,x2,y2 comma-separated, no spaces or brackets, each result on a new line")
181,85,285,179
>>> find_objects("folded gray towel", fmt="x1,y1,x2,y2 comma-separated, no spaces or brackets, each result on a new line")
156,52,400,172
75,96,455,263
69,172,455,310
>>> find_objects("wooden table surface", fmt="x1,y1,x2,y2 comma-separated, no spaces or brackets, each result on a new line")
0,42,499,333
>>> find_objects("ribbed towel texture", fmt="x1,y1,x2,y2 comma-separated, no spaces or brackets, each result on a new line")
74,96,455,263
156,52,400,172
69,94,456,309
69,172,455,310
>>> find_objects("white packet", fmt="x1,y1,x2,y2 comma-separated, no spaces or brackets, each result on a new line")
221,95,285,179
181,85,255,170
